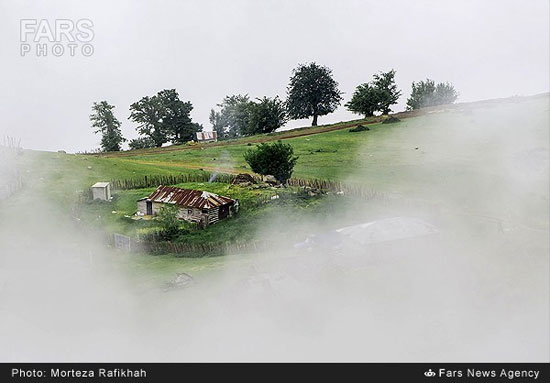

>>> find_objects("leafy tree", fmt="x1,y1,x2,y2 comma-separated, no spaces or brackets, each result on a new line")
157,204,181,237
156,89,202,144
210,95,254,138
433,82,458,106
129,95,166,147
372,69,401,114
129,89,201,147
406,79,458,110
128,136,156,150
90,101,125,152
345,83,380,118
247,96,287,135
346,69,401,118
243,140,298,183
286,62,343,126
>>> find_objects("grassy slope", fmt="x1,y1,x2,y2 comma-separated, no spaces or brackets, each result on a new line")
14,94,549,278
88,94,550,210
22,150,202,205
25,94,550,224
114,125,369,180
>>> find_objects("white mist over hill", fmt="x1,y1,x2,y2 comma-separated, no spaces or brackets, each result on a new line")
0,96,547,361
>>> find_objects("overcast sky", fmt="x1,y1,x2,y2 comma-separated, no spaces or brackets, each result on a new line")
0,0,548,152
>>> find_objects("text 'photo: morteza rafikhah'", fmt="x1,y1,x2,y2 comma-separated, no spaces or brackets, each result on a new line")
1,0,549,381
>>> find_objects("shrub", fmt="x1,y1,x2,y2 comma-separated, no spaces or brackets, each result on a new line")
349,125,369,132
128,137,156,150
382,116,401,124
406,79,458,110
157,204,181,238
243,140,298,183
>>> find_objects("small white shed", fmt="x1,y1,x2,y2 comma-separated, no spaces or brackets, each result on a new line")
91,182,111,201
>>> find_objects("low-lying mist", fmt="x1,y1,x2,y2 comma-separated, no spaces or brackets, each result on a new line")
0,97,548,361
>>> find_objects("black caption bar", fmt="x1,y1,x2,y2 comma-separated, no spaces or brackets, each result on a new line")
1,363,549,382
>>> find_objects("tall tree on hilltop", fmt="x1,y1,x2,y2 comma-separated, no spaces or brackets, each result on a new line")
286,62,343,126
90,101,125,152
345,83,380,118
346,69,401,118
372,69,401,115
129,89,201,147
129,95,166,147
157,89,202,144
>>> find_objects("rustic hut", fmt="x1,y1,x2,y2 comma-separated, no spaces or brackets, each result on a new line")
137,185,238,226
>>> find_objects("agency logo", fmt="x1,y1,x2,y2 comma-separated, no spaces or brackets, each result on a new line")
20,19,94,57
424,369,436,377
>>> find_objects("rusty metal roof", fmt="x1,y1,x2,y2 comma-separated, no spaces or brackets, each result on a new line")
146,186,234,209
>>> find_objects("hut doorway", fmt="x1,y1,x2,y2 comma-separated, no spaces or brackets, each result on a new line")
218,204,230,220
146,201,153,215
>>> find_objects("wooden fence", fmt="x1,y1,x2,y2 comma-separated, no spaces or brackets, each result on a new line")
109,172,237,190
140,239,268,257
109,172,384,200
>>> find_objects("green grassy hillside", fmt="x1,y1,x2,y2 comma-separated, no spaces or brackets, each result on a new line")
19,95,546,208
4,94,548,283
87,94,549,217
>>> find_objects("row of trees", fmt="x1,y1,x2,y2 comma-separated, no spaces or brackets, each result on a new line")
208,63,458,139
91,63,458,152
345,70,459,118
90,89,203,152
129,89,203,148
208,63,343,140
345,69,401,117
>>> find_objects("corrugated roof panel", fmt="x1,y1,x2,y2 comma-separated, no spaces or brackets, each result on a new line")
146,186,234,209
